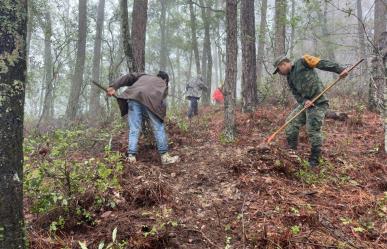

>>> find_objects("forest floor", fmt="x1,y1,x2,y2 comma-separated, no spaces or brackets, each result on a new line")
27,105,386,249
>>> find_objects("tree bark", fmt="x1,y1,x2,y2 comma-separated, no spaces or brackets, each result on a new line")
131,0,148,72
120,0,134,72
65,0,87,121
189,0,201,75
241,0,257,113
223,0,238,141
159,0,168,71
274,0,287,104
40,11,54,123
0,1,27,248
383,38,387,152
356,0,368,80
89,0,105,117
257,0,267,89
369,0,386,112
26,1,33,64
200,0,212,105
289,0,295,58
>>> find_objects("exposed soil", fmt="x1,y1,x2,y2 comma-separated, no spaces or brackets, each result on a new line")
28,105,386,249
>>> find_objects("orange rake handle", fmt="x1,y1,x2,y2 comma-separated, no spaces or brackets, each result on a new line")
265,58,364,143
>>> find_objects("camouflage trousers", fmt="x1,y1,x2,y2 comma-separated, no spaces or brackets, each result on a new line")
285,103,329,148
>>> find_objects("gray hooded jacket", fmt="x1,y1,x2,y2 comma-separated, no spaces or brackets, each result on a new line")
185,76,208,99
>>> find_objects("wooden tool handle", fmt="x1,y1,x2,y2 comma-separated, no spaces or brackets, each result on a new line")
266,59,364,143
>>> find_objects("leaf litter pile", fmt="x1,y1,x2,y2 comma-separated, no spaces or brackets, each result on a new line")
27,106,386,248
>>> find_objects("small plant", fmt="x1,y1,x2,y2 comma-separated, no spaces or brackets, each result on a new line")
352,226,365,233
219,132,234,144
290,207,300,216
177,118,189,133
141,208,179,238
79,227,128,249
224,235,232,249
340,217,352,225
352,103,365,125
224,221,233,249
290,225,301,235
49,216,65,234
24,127,124,232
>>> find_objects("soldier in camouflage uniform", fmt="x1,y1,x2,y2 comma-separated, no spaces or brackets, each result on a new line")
185,75,208,119
273,54,348,167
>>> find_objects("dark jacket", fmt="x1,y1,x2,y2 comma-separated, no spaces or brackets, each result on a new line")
287,54,345,105
110,73,168,120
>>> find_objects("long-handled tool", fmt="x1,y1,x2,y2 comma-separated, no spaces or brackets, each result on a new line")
91,80,129,117
265,58,364,144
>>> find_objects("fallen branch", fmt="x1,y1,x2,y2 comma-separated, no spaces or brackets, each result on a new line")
184,228,222,249
318,214,361,249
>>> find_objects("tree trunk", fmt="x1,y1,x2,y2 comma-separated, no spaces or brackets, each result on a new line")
213,40,220,88
241,0,257,113
131,0,148,72
65,0,87,121
356,0,368,80
200,0,212,105
26,1,33,64
120,0,134,72
88,0,105,118
369,0,386,112
0,1,27,248
189,0,201,75
223,0,238,141
159,0,168,71
383,41,387,152
289,0,295,58
274,0,287,104
40,11,54,123
257,0,267,89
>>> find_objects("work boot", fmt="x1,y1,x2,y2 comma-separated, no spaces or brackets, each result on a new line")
126,154,137,164
286,137,298,150
308,147,321,167
161,153,180,165
287,149,299,159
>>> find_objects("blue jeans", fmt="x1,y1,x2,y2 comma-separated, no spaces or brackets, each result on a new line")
187,96,199,118
127,100,168,155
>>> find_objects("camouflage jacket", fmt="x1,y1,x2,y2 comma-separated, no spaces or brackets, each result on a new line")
185,76,208,99
287,54,345,105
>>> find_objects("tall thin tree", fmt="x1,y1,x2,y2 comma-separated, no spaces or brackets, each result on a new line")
189,0,201,75
356,0,368,82
65,0,87,121
369,0,386,112
241,0,257,112
120,0,134,72
40,11,54,123
89,0,106,117
199,0,212,104
256,0,267,89
131,0,148,72
159,0,168,71
223,0,238,141
274,0,287,103
0,1,28,248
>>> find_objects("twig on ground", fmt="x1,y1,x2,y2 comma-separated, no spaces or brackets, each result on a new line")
184,228,222,249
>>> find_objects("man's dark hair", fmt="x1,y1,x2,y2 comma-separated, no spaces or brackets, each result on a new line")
157,70,169,84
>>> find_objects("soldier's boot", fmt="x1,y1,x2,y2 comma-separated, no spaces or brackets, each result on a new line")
287,137,298,149
161,153,180,165
309,146,322,167
286,137,299,158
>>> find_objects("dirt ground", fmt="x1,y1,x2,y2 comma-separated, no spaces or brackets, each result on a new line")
28,105,386,249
